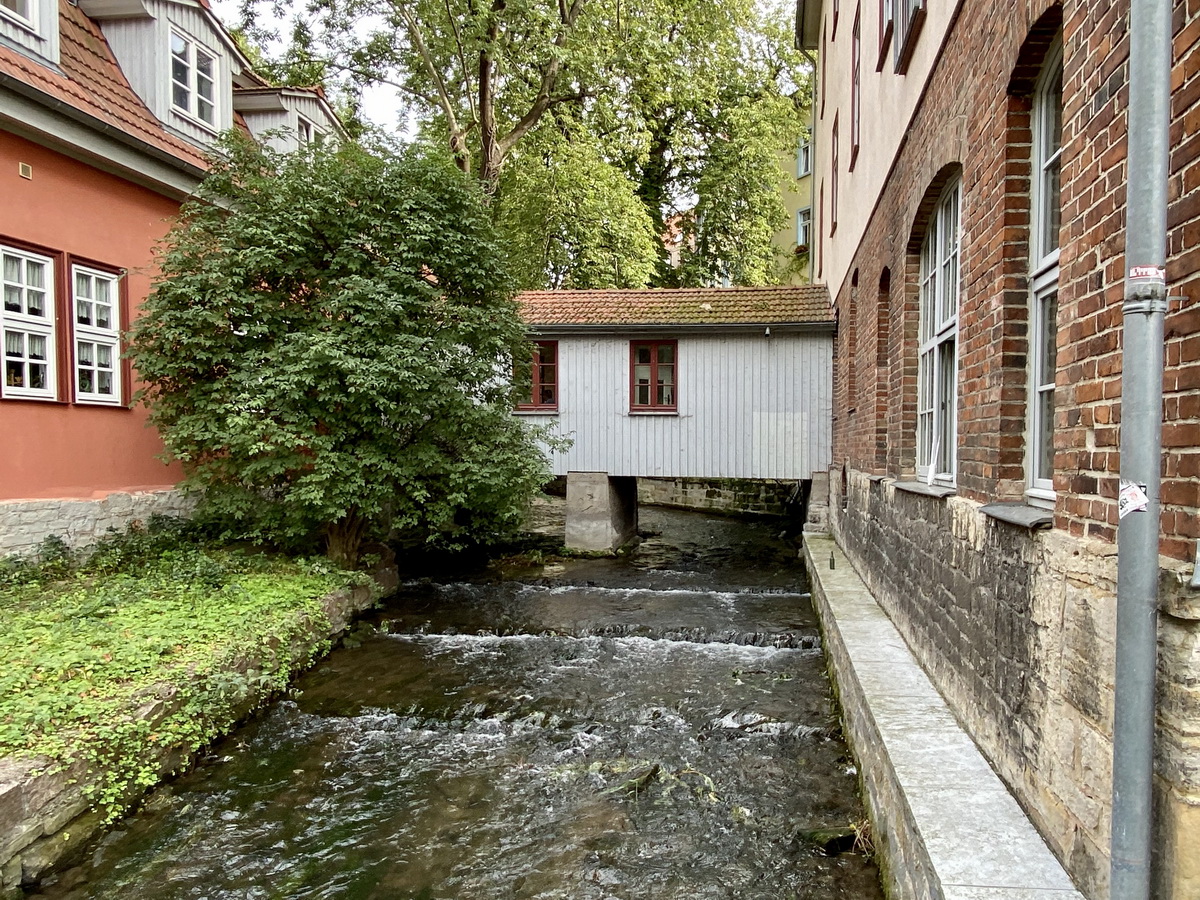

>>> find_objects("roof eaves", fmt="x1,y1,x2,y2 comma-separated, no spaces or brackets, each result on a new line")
0,69,207,180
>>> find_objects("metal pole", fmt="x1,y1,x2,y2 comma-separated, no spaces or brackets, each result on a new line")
1111,0,1171,895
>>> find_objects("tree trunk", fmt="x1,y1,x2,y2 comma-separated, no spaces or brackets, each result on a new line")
326,510,366,569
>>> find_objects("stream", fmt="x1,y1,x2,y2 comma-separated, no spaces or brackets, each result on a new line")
34,505,883,899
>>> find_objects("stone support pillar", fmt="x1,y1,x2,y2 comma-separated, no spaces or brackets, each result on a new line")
564,472,638,551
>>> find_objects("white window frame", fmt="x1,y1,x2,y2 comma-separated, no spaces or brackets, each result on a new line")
170,29,219,129
72,265,122,405
0,0,35,30
1026,40,1063,506
916,178,960,485
797,207,812,250
797,132,812,178
2,245,56,401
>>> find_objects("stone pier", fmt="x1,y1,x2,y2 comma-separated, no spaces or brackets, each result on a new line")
564,472,638,551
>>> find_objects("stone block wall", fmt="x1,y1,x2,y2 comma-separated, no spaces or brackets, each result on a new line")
831,468,1200,899
637,477,801,518
0,491,196,558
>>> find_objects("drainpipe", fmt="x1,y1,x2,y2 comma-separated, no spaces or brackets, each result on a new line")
1111,0,1172,895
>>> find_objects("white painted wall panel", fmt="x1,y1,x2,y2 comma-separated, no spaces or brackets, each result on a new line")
516,332,833,480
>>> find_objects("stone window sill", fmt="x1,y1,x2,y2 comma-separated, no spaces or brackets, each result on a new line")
980,502,1054,531
893,480,956,499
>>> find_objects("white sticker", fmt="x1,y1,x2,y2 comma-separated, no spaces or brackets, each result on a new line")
1118,480,1149,519
1129,265,1165,280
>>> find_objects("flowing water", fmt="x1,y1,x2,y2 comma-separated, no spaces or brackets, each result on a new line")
34,506,883,900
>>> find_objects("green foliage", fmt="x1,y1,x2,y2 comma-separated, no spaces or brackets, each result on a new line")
0,525,355,822
498,131,660,289
236,0,810,288
128,137,551,565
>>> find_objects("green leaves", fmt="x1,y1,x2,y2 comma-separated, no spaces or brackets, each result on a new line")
0,534,349,821
129,137,550,563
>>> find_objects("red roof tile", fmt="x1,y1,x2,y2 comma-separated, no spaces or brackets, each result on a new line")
0,0,208,172
517,286,834,327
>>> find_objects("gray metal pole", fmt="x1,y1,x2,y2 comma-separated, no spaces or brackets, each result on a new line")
1111,0,1171,895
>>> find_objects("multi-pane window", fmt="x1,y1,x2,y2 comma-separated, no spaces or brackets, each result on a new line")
73,267,121,404
831,118,839,233
797,207,812,250
630,340,677,412
0,0,32,25
916,179,960,484
171,31,217,127
1028,41,1063,500
516,340,558,411
893,0,925,73
2,247,55,400
878,0,894,64
851,6,861,167
797,132,812,178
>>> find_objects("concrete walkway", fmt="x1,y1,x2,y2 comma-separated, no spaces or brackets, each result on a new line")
803,534,1087,900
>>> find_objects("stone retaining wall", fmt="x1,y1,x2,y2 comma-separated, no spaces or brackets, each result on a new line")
637,477,801,517
0,491,196,558
0,565,398,899
831,468,1200,898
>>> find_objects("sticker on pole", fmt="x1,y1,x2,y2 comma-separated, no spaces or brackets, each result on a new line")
1129,265,1165,280
1118,480,1149,519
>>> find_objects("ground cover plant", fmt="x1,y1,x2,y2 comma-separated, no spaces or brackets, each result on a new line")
0,520,367,821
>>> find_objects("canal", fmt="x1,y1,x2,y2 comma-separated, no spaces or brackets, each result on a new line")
33,505,883,899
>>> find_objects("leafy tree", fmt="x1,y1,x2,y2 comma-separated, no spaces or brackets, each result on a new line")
497,128,660,289
129,137,551,567
236,0,807,288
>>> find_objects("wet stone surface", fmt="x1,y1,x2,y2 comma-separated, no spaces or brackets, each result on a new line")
34,506,883,899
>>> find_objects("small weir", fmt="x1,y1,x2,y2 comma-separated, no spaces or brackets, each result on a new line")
34,508,882,899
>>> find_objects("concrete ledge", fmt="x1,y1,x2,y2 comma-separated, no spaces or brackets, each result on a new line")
803,534,1086,900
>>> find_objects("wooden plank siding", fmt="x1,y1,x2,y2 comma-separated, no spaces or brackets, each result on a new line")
517,332,833,480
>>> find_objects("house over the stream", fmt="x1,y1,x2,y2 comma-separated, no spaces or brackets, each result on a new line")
514,286,835,550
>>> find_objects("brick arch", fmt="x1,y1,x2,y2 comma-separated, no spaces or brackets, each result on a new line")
904,162,964,256
1007,4,1064,97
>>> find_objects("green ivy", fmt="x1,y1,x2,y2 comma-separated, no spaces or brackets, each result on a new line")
0,525,362,821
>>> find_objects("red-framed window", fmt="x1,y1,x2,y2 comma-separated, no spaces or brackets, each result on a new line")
850,5,861,170
516,339,558,411
629,340,677,412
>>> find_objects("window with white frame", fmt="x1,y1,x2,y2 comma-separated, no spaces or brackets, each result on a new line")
797,131,812,177
73,266,121,404
2,246,55,400
171,30,217,127
0,0,33,26
797,207,812,250
1028,41,1062,501
916,178,960,484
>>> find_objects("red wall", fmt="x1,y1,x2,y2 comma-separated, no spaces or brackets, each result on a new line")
0,131,185,500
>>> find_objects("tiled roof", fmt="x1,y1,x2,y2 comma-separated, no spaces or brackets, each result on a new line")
517,286,834,327
0,0,209,171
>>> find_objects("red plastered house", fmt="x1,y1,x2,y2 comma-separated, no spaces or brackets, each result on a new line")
0,0,342,554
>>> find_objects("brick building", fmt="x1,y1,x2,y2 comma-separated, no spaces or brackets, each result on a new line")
802,0,1200,895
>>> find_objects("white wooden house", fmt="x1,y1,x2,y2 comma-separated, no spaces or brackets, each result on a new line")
514,287,834,547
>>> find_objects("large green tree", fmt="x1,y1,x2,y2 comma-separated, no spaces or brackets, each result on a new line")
129,137,550,567
238,0,808,288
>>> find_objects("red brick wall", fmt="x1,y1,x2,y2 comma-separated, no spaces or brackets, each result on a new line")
831,0,1200,561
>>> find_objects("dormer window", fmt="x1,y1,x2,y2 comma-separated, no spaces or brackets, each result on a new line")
0,0,33,27
171,31,217,128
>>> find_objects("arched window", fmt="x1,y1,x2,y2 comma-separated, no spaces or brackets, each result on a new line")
917,178,960,484
1027,38,1062,504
